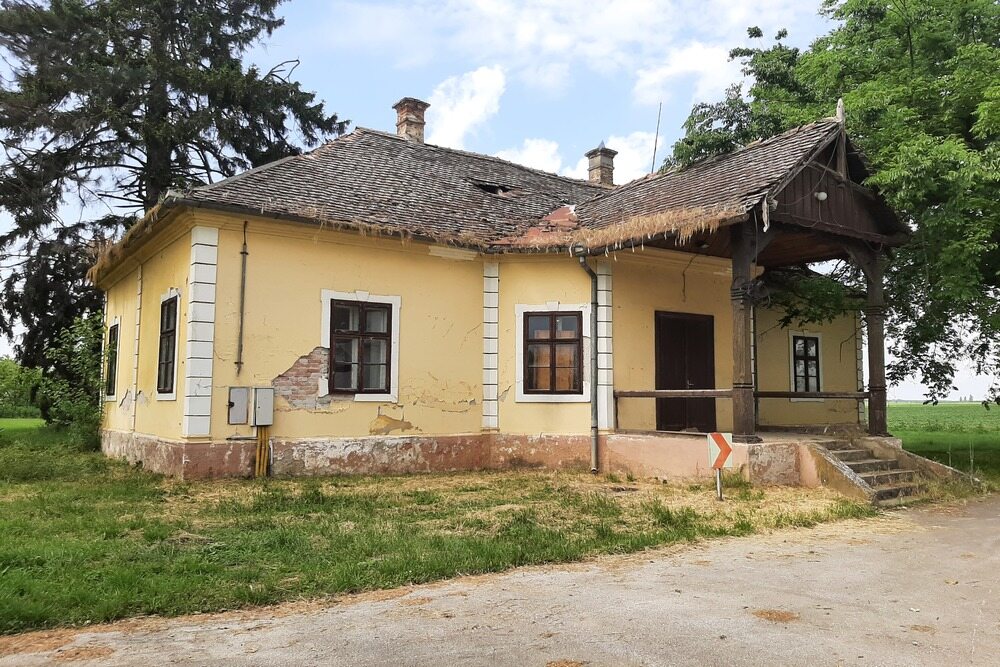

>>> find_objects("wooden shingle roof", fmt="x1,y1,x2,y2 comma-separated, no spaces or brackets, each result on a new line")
574,120,842,232
181,127,607,247
91,115,897,284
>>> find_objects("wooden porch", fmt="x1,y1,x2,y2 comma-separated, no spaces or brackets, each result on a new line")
603,121,907,442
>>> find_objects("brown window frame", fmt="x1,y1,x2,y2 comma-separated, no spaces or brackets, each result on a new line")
792,334,821,393
157,296,178,395
523,311,584,395
105,323,119,397
328,300,393,395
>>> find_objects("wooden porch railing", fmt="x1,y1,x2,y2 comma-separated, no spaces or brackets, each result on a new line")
612,389,872,433
754,391,870,400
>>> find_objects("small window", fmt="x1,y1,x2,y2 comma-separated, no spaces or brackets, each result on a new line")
157,296,178,394
105,323,119,396
792,335,820,393
329,300,392,394
524,312,583,394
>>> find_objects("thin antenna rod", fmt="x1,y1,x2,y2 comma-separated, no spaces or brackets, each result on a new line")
650,101,662,173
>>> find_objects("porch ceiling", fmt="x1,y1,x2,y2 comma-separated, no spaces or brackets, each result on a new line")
641,223,853,268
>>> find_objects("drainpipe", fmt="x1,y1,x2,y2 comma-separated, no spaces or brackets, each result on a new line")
236,221,248,375
575,249,600,474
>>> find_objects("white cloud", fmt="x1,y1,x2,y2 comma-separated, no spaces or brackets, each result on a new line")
320,1,822,103
495,138,564,174
426,66,507,149
563,132,659,184
633,42,743,106
499,131,657,184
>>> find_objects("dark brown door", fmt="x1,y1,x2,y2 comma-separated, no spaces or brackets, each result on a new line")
655,312,716,432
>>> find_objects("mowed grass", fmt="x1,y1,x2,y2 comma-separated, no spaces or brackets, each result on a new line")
890,402,1000,484
0,418,872,635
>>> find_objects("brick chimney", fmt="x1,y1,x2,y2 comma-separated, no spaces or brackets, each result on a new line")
585,142,617,185
392,97,430,143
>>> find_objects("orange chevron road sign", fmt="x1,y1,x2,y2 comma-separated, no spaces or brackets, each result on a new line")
708,432,734,470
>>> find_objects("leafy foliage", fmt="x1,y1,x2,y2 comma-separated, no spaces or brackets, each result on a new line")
37,314,104,447
0,0,345,374
669,1,1000,399
762,269,865,328
0,356,40,417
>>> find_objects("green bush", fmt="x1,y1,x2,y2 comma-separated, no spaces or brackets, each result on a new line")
0,357,41,417
37,315,104,449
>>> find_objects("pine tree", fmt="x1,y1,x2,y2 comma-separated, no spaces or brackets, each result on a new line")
0,0,345,372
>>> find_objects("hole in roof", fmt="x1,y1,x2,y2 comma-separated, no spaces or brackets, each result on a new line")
469,179,519,197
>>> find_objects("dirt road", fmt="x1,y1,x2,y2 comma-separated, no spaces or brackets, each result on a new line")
4,497,998,666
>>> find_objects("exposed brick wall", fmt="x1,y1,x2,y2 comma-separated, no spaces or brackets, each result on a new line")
272,346,336,410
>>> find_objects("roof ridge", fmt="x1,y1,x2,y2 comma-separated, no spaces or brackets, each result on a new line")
353,126,608,191
571,117,843,212
682,118,840,171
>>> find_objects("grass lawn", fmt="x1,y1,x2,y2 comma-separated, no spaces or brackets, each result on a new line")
889,402,1000,484
0,418,873,635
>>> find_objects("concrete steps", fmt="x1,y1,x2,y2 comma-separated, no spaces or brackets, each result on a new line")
824,442,926,506
831,448,872,462
846,458,899,474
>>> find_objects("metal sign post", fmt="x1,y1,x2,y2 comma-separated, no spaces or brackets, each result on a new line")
707,432,734,501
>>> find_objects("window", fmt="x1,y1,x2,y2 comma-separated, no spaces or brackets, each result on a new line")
105,323,119,397
329,300,392,394
157,296,178,394
792,335,820,393
523,312,583,394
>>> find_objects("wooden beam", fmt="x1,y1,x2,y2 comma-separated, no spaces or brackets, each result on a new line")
615,389,734,399
844,242,889,436
836,129,848,178
755,391,869,400
770,213,907,246
731,221,760,443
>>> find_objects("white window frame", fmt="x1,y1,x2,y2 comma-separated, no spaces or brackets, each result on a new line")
788,329,824,402
320,289,401,403
104,316,121,402
156,287,181,401
515,302,591,403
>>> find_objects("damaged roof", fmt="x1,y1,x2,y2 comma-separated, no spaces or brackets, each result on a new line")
182,127,607,246
90,115,898,284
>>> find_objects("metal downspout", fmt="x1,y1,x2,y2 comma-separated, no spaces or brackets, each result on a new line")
236,221,248,375
577,254,600,474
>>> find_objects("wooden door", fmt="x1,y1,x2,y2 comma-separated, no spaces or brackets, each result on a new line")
655,312,717,432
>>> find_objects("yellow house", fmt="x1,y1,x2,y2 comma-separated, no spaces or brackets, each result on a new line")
90,97,908,480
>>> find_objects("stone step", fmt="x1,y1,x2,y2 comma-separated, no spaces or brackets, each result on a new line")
873,482,923,505
861,469,917,487
846,458,900,474
831,448,872,462
819,440,857,451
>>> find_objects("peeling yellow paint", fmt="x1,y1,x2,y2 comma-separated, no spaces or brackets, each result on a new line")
369,414,415,435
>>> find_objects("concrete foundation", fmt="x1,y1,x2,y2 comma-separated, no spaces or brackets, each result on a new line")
102,428,848,483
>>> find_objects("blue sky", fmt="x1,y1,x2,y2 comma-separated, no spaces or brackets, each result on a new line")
0,0,992,399
253,0,835,183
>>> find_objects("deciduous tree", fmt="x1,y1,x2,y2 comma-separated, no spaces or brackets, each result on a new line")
669,0,1000,400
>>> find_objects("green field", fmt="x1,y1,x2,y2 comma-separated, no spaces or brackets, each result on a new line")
889,402,1000,482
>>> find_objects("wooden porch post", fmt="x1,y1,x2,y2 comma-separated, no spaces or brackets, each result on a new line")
864,255,889,436
731,221,760,443
846,244,889,436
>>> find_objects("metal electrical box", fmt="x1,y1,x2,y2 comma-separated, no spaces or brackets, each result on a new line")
227,387,250,425
252,387,274,426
